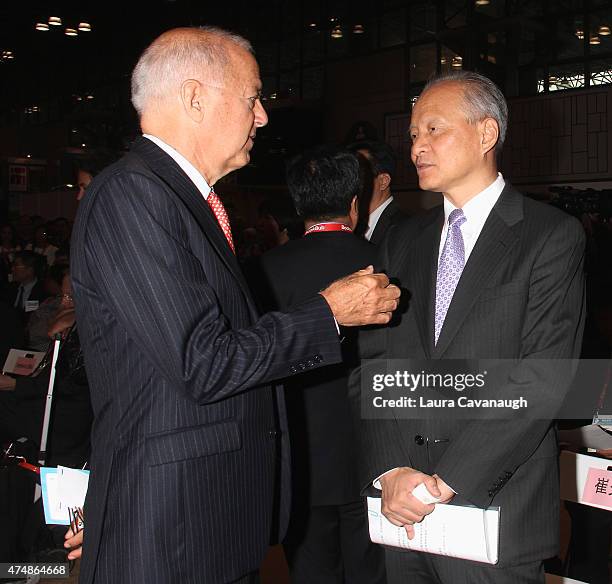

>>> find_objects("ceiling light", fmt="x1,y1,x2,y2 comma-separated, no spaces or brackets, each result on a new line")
451,56,463,68
49,16,62,26
440,57,447,65
599,25,611,36
1,50,14,60
86,94,94,100
65,28,78,37
475,0,490,5
331,25,343,39
590,34,601,45
575,28,584,39
81,143,86,148
353,24,365,34
309,22,317,28
35,23,50,31
78,22,92,32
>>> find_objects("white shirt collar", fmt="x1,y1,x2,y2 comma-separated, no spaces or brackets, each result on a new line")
143,134,211,200
365,196,394,241
439,173,505,261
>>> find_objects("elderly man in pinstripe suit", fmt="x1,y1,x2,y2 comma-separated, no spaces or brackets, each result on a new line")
68,27,399,584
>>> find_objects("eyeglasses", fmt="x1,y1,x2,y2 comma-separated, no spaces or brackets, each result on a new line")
197,80,263,111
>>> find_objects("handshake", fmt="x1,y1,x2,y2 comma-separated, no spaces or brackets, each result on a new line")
379,467,456,539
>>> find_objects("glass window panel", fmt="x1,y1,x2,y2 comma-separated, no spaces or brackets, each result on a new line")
410,43,437,84
255,43,278,74
520,29,536,66
445,0,467,29
302,66,324,100
279,71,300,98
589,8,612,55
440,45,463,74
303,31,325,64
590,59,612,86
281,2,301,36
410,2,436,42
556,16,585,59
381,8,406,47
280,38,300,71
261,75,278,100
474,0,506,18
327,27,349,58
548,63,586,91
349,20,377,54
551,0,583,11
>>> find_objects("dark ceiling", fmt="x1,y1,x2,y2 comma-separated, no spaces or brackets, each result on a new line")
0,0,263,115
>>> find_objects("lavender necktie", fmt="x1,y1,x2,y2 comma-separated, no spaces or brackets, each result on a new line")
434,208,466,345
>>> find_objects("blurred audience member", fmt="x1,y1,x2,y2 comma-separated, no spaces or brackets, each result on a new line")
348,140,402,244
28,264,70,351
0,271,92,467
26,225,58,266
2,251,49,318
258,146,385,584
76,151,118,201
256,197,303,250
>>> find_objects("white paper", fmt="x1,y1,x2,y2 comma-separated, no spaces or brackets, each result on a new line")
2,348,45,376
367,497,499,564
40,466,90,525
57,466,90,508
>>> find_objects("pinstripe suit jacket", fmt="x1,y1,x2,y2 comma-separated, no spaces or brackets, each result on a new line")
352,185,585,567
70,137,342,584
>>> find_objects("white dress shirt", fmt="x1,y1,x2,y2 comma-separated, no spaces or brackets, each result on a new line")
438,173,505,262
143,134,212,200
365,196,394,241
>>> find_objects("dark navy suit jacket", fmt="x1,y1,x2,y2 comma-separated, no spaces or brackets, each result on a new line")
71,137,341,584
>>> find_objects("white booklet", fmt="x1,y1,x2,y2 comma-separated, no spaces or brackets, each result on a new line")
367,496,500,564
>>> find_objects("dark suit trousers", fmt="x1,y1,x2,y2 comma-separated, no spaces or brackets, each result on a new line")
283,500,386,584
385,549,544,584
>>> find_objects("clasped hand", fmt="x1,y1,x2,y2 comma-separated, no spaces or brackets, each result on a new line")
379,467,455,539
320,265,401,326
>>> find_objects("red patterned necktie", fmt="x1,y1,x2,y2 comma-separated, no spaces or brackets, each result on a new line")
207,189,235,254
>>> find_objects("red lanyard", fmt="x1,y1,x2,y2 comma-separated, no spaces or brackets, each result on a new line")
304,222,352,236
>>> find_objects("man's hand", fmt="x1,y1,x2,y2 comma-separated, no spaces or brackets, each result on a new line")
379,467,440,539
320,266,400,326
0,374,16,391
48,308,76,339
64,527,83,560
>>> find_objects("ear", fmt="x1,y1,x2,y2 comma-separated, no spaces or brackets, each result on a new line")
480,117,499,156
377,172,391,192
349,195,359,228
180,79,205,122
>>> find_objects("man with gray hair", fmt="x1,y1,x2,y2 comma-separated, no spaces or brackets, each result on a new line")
69,27,399,584
351,71,585,583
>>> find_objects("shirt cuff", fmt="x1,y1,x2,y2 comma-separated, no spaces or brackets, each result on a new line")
372,467,400,490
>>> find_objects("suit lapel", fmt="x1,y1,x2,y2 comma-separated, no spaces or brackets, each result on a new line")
433,186,523,357
394,210,442,359
130,137,258,319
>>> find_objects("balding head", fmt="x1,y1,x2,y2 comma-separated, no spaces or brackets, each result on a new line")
131,26,253,116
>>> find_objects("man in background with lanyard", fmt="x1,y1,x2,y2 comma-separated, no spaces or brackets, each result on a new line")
258,146,385,584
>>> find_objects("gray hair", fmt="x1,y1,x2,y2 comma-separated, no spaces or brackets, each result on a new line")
131,26,253,116
422,71,508,152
